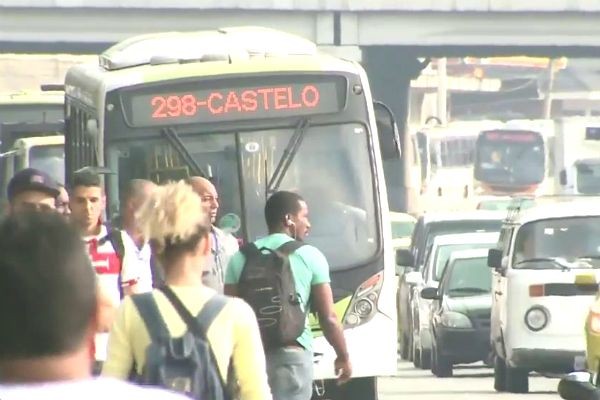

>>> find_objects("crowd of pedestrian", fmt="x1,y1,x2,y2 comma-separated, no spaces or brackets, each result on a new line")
0,167,351,400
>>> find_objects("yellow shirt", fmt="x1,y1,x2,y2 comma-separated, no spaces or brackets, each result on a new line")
102,286,272,400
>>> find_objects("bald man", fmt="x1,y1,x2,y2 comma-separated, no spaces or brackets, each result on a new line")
116,179,159,295
187,176,239,292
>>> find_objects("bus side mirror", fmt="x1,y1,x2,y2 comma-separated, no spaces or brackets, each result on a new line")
559,169,567,186
488,248,503,270
373,101,401,160
396,248,414,267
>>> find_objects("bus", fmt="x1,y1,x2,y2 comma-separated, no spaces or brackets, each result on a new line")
0,90,63,125
0,90,65,209
555,118,600,195
473,120,555,196
416,119,502,211
63,27,400,399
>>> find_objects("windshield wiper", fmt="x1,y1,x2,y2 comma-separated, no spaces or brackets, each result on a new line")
448,287,489,294
516,257,572,271
161,127,207,178
266,118,310,195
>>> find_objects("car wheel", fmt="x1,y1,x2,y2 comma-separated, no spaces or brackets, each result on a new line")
493,355,507,392
412,341,422,368
420,347,431,370
399,332,410,360
431,342,452,378
505,366,529,393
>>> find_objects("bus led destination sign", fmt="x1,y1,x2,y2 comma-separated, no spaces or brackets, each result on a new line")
124,79,345,127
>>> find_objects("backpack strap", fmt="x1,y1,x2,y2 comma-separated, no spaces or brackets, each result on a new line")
149,255,165,288
239,243,262,260
159,286,227,339
131,293,170,343
277,240,306,255
195,295,229,338
100,227,126,298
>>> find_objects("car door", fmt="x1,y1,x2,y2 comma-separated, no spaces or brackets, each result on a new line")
413,244,433,330
491,226,513,358
431,261,453,336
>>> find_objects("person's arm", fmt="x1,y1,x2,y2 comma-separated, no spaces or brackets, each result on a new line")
101,297,136,379
304,246,352,383
231,299,273,400
311,283,351,383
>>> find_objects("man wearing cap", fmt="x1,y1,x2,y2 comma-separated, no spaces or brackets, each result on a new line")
6,168,60,214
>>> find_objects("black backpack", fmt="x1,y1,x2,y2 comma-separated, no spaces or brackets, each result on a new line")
239,240,307,349
131,287,230,400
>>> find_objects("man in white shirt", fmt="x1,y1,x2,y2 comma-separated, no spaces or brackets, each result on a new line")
187,176,239,293
0,212,189,400
117,179,158,293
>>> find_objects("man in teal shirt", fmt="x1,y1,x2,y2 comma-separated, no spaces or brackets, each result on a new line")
225,191,351,400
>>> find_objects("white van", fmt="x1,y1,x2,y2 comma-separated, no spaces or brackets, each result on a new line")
489,197,600,393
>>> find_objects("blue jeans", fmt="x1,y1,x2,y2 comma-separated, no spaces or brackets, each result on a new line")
266,347,313,400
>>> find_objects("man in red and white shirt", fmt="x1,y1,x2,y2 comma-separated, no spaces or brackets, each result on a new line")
69,171,135,368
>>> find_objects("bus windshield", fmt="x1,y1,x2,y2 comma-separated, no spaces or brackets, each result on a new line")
475,131,545,185
106,123,378,270
28,144,65,184
576,162,600,194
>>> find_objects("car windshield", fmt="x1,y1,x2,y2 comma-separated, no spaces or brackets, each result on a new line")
446,257,491,297
434,242,495,280
419,219,502,265
105,123,378,270
513,216,600,269
392,220,415,239
28,144,65,184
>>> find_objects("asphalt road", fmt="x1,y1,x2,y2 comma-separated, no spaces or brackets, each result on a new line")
378,359,560,399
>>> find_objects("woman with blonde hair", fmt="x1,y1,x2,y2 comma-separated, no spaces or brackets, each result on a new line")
102,181,271,400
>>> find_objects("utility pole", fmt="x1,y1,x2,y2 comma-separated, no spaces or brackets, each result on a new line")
437,57,448,124
542,58,556,119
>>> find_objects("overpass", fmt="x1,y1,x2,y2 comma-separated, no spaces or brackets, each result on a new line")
3,0,600,212
2,0,600,54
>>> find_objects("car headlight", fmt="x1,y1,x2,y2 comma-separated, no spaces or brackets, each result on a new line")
525,306,549,332
441,311,472,329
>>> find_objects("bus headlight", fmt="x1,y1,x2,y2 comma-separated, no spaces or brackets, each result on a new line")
525,306,549,332
342,272,383,328
440,311,472,329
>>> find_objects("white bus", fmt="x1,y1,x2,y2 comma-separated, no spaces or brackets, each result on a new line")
555,118,600,195
416,120,502,212
63,27,400,399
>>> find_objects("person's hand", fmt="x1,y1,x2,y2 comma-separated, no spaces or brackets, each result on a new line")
334,356,352,385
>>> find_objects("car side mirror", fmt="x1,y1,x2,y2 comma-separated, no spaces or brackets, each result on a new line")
558,372,598,400
420,287,439,300
396,248,414,267
488,248,503,270
559,169,567,186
